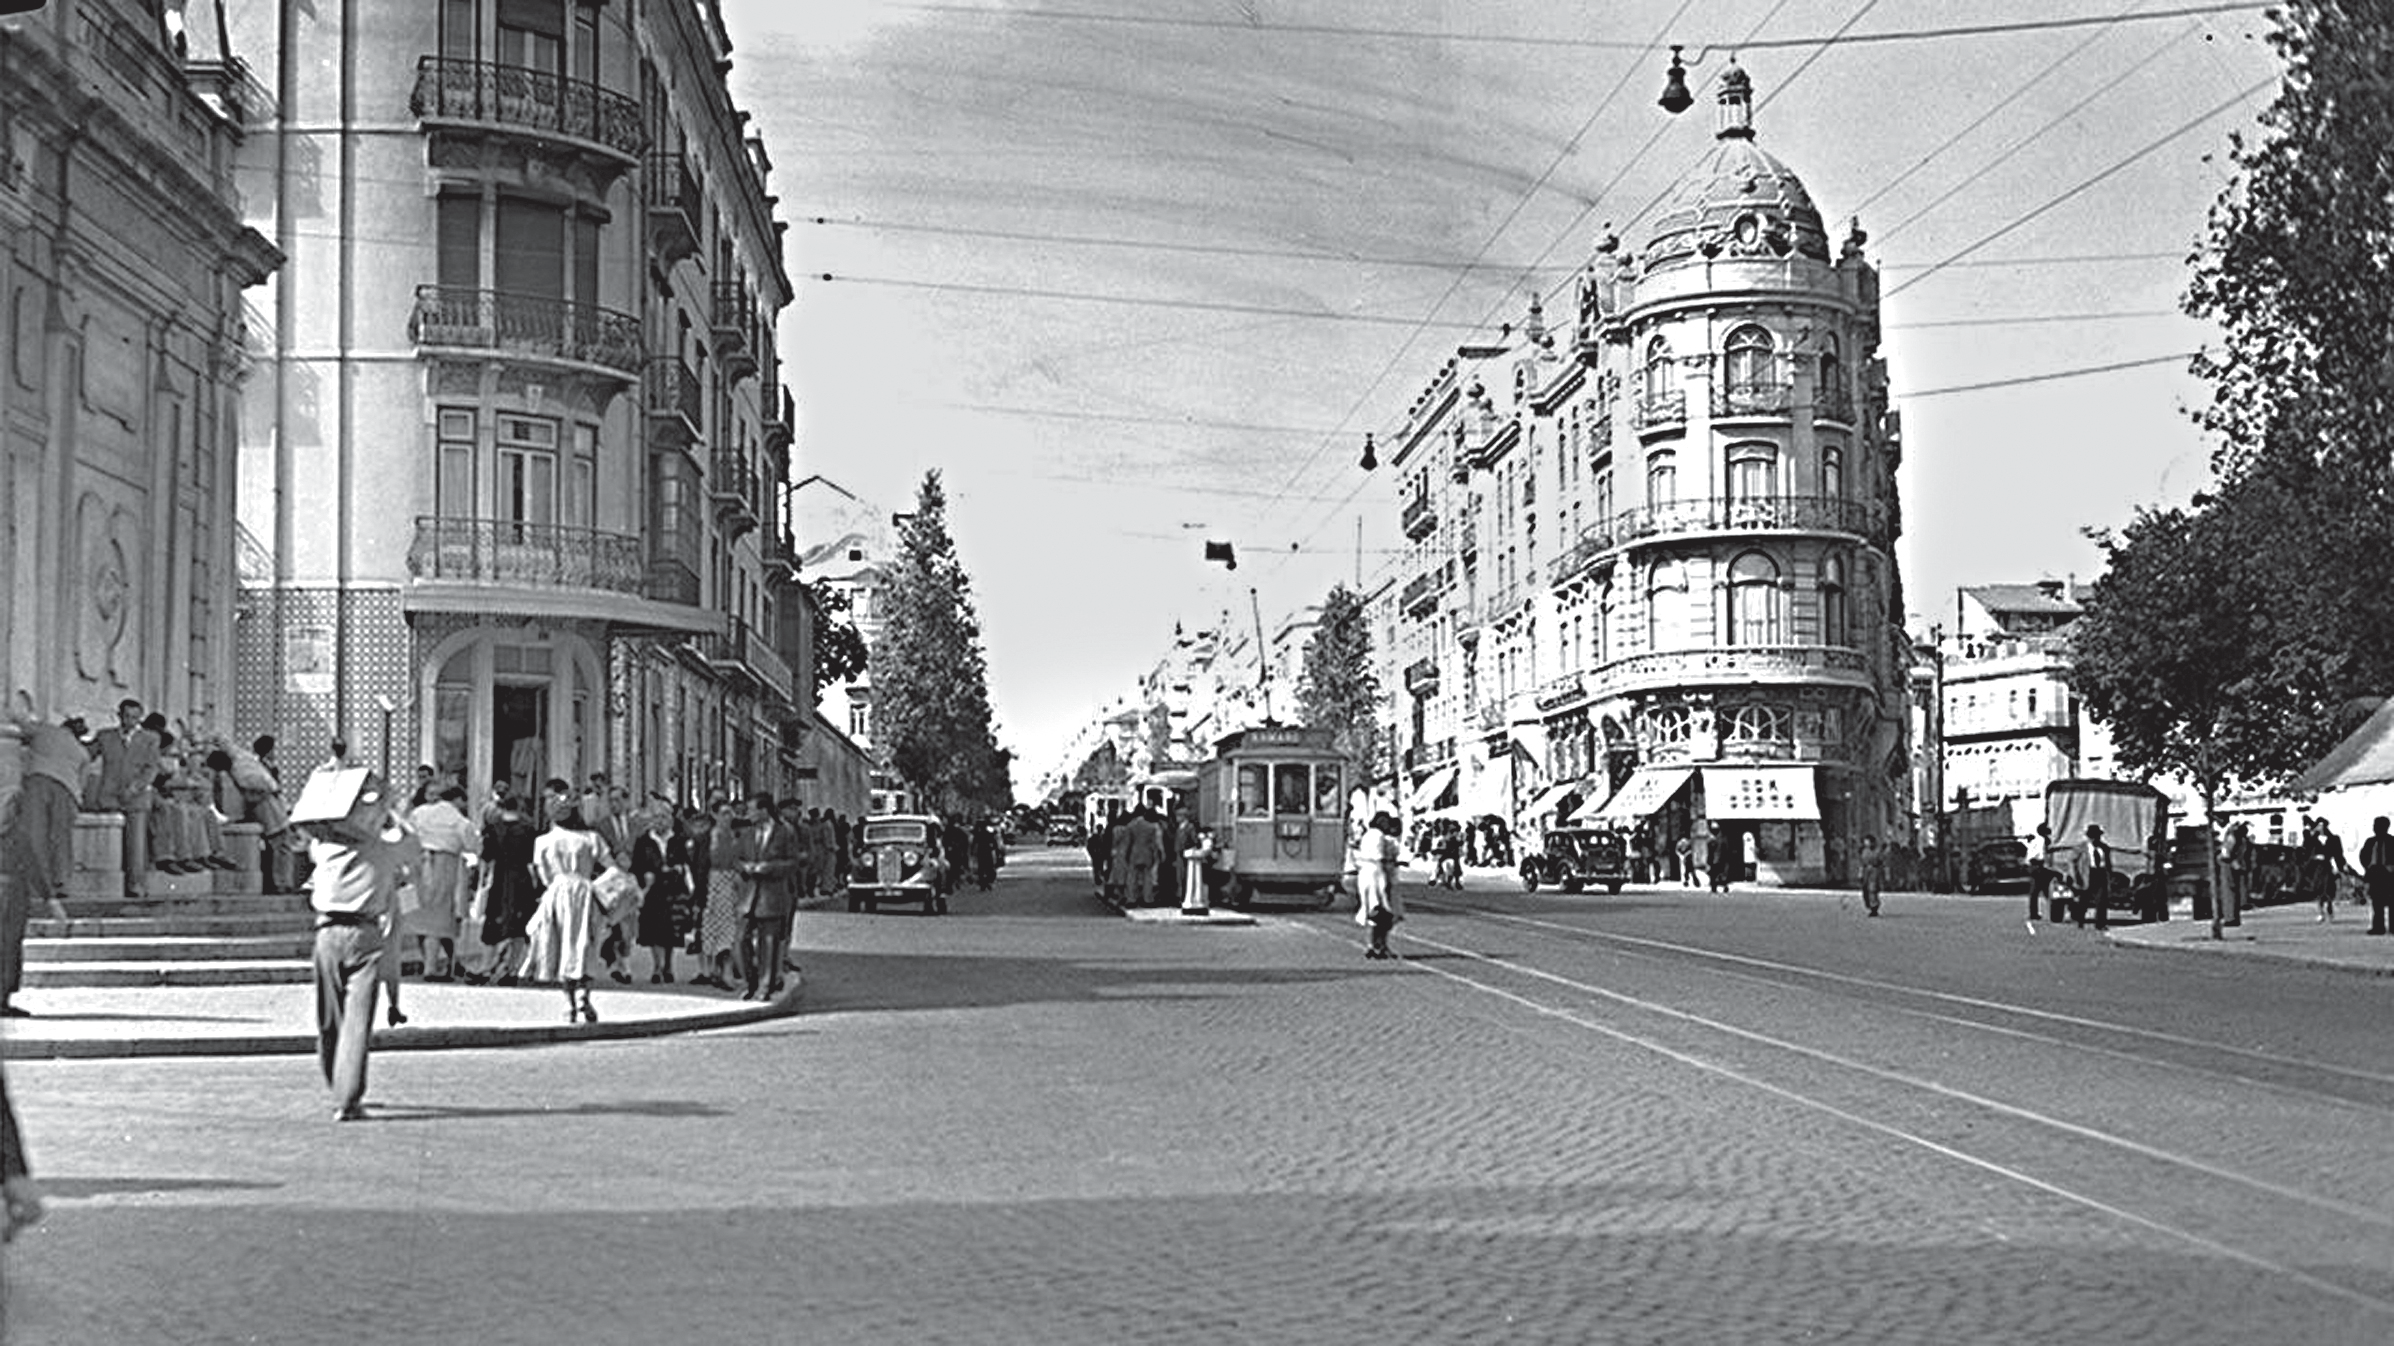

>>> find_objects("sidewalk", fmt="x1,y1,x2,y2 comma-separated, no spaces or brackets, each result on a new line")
0,976,800,1061
2103,899,2394,976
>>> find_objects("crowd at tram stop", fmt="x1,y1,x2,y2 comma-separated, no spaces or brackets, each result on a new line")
0,696,1014,1021
1083,802,1202,907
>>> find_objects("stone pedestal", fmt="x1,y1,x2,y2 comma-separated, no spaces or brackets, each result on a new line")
70,811,125,901
222,821,262,876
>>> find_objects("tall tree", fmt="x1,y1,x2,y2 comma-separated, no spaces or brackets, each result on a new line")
2075,0,2394,792
1295,585,1380,772
869,471,1009,814
798,579,869,705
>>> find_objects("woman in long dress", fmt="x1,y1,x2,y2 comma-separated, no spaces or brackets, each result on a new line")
632,811,691,983
524,808,606,1023
696,802,750,991
469,791,540,985
1355,811,1403,959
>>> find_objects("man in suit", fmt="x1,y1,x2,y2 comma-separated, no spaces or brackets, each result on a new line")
738,793,803,1000
87,698,162,898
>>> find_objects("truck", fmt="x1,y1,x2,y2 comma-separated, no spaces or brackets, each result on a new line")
2042,778,2173,924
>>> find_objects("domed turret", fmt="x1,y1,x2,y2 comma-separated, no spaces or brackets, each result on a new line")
1641,63,1830,273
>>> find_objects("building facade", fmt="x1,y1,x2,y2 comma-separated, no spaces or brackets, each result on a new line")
226,0,808,807
1379,67,1911,885
2,1,280,786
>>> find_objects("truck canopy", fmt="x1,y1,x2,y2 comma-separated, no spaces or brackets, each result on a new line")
2043,778,2170,877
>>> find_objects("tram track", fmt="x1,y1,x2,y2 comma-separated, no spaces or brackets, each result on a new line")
1287,903,2394,1323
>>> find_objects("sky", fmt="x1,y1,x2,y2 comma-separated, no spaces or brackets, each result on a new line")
718,0,2286,792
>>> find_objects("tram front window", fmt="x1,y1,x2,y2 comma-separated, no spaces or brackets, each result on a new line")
1237,764,1269,816
1313,764,1343,815
1274,764,1310,816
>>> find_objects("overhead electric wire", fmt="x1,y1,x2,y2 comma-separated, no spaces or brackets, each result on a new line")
809,272,1490,330
800,215,1575,274
883,2,2271,54
1896,350,2198,397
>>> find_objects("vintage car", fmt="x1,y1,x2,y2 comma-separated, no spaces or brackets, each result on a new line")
847,814,953,915
1964,838,2033,894
1519,826,1632,895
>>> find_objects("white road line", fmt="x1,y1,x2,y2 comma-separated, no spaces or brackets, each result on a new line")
1305,920,2394,1321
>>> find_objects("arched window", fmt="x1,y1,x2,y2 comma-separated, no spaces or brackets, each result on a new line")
1819,333,1843,408
1820,553,1849,645
1724,324,1775,389
1643,335,1675,400
1727,550,1783,646
1647,560,1687,651
1727,442,1778,503
1645,448,1677,508
1822,444,1844,500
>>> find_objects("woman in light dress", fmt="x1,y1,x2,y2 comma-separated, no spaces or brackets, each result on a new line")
1355,811,1404,959
695,800,750,991
524,807,606,1023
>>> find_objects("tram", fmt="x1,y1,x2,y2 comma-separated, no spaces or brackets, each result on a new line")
1195,726,1351,909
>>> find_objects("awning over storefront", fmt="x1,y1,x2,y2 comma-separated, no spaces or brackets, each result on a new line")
1518,778,1583,823
1406,764,1458,813
1700,765,1822,820
1593,766,1694,822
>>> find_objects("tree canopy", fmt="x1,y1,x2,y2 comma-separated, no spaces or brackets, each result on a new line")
2073,1,2394,793
868,471,1011,814
799,579,870,705
1295,584,1381,774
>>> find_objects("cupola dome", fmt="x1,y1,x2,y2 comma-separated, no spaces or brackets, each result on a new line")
1641,64,1830,273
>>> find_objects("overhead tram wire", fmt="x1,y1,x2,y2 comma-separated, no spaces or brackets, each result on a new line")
1240,0,1703,558
1883,72,2275,299
807,273,1492,331
799,216,1576,276
1261,0,1837,572
1274,3,2261,566
884,3,2272,54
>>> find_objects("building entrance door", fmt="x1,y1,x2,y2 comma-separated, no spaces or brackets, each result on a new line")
494,682,548,804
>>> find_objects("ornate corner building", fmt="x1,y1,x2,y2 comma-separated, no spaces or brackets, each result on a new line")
1,2,281,774
227,0,810,805
1377,67,1913,886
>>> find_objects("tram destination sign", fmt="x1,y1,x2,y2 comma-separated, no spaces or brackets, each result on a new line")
1220,726,1337,751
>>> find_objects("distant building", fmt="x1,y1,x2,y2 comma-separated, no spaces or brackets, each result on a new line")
1938,580,2086,830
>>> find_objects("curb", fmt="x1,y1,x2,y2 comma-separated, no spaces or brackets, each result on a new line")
2100,926,2394,978
0,984,803,1061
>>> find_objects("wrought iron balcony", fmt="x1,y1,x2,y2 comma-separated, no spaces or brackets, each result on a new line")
409,56,644,164
409,286,642,378
763,386,795,451
645,356,703,449
1400,561,1455,617
713,283,758,380
1633,388,1687,434
1593,644,1872,699
644,153,703,265
710,452,759,539
1403,657,1439,696
408,516,645,595
700,617,795,705
1714,379,1794,418
1815,384,1856,424
1401,493,1437,540
1607,493,1886,549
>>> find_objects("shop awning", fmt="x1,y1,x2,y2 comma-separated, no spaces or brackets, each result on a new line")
1406,764,1458,813
1593,766,1694,822
1518,778,1583,823
1700,765,1821,820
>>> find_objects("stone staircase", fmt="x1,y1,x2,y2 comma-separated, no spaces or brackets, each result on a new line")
18,815,316,989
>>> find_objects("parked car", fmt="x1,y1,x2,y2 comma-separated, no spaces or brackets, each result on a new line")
847,814,953,915
1964,838,2032,894
1045,818,1085,846
1519,826,1632,895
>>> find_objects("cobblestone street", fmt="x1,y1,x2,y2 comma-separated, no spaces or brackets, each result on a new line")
5,851,2391,1344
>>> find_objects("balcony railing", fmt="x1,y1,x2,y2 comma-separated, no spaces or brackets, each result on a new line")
1816,384,1856,424
1595,644,1871,697
1714,380,1794,418
409,286,642,377
710,452,759,538
1633,388,1687,434
702,617,795,704
645,356,702,446
1400,561,1455,617
762,387,795,451
1553,529,1609,585
644,153,703,264
645,555,701,607
408,516,645,595
762,521,800,581
1401,493,1437,540
1607,493,1885,548
409,56,644,162
713,283,758,379
1403,657,1439,696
